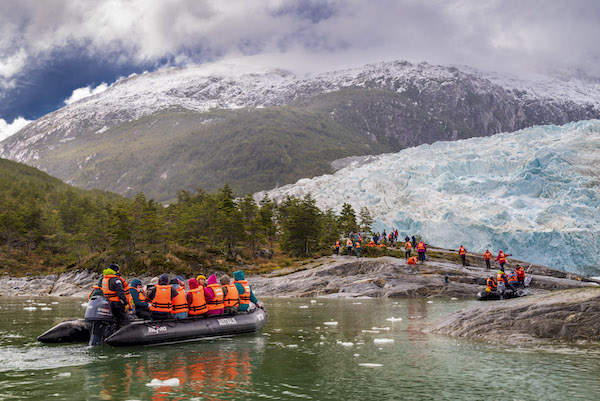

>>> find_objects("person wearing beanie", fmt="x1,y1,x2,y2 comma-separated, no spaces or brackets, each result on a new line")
233,270,262,312
146,274,177,319
129,278,151,319
187,278,208,316
196,274,207,288
99,263,129,325
204,274,224,315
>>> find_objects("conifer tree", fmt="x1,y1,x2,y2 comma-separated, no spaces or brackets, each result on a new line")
338,203,357,235
279,194,323,256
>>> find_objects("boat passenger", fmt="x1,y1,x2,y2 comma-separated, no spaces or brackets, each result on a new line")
485,276,497,293
170,276,189,319
506,271,519,292
196,274,207,288
100,263,129,326
129,279,151,319
220,275,240,315
187,278,208,317
145,276,159,296
233,270,263,311
88,284,104,300
146,274,177,319
205,274,224,316
497,268,508,286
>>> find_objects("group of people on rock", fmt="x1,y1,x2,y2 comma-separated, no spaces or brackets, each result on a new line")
89,263,261,325
334,231,425,261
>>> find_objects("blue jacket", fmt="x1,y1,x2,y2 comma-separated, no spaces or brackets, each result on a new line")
233,270,258,311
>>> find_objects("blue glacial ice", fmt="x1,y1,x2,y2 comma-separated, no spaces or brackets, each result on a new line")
260,120,600,275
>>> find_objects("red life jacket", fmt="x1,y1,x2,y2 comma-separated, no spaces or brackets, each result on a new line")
222,284,239,308
484,251,492,260
235,280,251,307
188,287,207,315
516,267,525,280
101,275,121,302
459,247,466,255
172,286,189,313
149,284,173,313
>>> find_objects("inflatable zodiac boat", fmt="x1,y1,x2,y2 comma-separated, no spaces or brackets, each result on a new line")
38,296,267,347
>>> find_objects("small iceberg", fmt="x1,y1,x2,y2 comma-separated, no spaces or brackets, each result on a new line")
337,341,354,347
299,305,309,309
310,300,317,303
287,344,298,348
362,330,380,333
146,378,180,387
450,297,458,300
374,339,395,344
386,317,403,322
40,307,52,311
359,363,383,367
80,302,89,307
371,327,390,331
37,303,47,306
427,300,433,304
56,372,71,378
352,302,362,305
51,302,59,305
323,321,338,326
23,307,37,311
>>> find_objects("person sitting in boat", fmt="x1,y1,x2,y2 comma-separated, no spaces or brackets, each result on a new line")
220,275,240,315
128,279,151,319
101,263,129,326
485,276,497,293
233,270,263,311
515,265,526,287
145,276,159,297
170,276,189,319
506,271,519,292
187,278,208,317
196,274,207,288
205,274,225,316
146,274,177,319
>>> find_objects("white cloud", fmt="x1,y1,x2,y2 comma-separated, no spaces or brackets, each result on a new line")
64,82,108,105
0,117,32,141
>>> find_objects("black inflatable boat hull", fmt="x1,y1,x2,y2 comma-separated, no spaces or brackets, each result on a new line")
477,288,529,301
38,309,267,346
105,309,267,347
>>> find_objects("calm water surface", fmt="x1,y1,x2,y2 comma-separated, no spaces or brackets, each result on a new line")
0,296,599,400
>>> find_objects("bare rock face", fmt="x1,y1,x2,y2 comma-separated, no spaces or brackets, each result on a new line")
0,270,100,297
427,287,600,344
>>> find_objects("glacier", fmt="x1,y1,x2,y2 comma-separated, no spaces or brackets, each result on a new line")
258,120,600,275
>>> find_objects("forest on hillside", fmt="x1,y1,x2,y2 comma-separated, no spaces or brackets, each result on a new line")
0,159,375,276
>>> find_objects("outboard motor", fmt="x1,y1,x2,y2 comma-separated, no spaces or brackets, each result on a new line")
85,296,117,346
497,282,506,300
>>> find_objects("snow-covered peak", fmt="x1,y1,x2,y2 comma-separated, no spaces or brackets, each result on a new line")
258,120,600,275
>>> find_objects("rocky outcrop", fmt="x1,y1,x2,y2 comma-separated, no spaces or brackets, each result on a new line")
427,287,600,344
250,255,596,298
0,270,100,298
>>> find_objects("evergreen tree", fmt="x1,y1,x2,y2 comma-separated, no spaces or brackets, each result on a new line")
279,194,323,256
338,203,357,235
358,206,374,234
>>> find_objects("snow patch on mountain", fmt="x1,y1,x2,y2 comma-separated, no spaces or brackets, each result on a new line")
258,120,600,275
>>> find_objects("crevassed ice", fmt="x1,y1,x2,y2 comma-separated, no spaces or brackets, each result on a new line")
260,120,600,275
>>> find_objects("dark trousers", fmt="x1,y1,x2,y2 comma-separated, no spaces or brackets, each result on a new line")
460,254,466,266
110,301,128,326
405,250,411,258
418,252,425,262
135,308,152,320
485,260,491,269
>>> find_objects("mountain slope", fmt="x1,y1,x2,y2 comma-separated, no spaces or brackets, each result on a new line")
258,120,600,275
2,60,600,201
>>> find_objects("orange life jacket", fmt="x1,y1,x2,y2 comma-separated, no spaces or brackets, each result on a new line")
507,272,518,282
408,256,417,265
235,280,251,307
88,285,102,301
405,242,412,250
516,267,525,280
459,247,466,255
484,251,492,260
207,283,224,312
121,278,134,309
417,242,426,251
188,287,208,315
486,277,497,289
222,284,240,308
101,275,121,302
355,242,361,249
497,271,507,283
149,284,173,313
335,241,340,247
129,287,146,303
498,253,506,264
172,286,189,313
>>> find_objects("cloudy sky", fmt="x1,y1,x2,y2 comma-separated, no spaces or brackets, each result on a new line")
1,0,599,140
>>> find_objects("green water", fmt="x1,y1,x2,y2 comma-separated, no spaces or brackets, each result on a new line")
0,296,599,400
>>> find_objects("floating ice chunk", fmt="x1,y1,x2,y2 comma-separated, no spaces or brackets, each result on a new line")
352,302,362,305
37,303,47,306
362,330,380,333
323,321,338,326
23,307,37,311
26,300,35,303
451,297,458,300
56,372,71,377
80,302,89,307
386,317,403,322
51,302,59,305
354,353,360,357
374,339,395,344
339,341,354,347
427,301,433,304
310,300,317,303
371,327,390,331
359,363,383,367
262,333,271,336
287,344,298,348
273,329,282,332
41,307,52,311
146,378,180,387
299,305,309,309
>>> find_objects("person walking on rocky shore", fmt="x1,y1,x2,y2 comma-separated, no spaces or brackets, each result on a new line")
404,240,412,258
496,250,511,270
459,245,467,266
483,250,492,269
417,240,426,263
